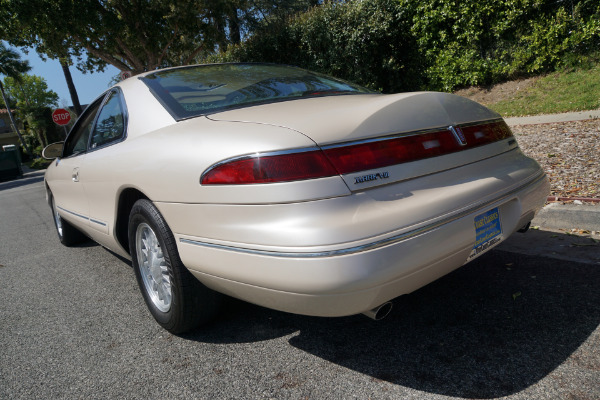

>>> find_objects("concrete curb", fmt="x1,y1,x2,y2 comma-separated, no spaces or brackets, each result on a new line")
531,203,600,232
547,196,600,203
21,165,46,178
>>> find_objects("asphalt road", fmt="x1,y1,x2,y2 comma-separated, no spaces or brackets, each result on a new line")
1,177,598,399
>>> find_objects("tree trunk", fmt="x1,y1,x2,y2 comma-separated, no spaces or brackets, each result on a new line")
0,81,33,157
229,9,241,44
36,127,48,148
60,60,83,115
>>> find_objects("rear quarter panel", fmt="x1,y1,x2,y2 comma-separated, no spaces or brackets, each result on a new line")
80,116,350,247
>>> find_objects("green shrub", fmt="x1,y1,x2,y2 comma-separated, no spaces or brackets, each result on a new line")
29,157,51,169
407,0,600,90
211,0,425,93
211,0,600,92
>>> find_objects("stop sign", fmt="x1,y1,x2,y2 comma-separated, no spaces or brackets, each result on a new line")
52,108,71,126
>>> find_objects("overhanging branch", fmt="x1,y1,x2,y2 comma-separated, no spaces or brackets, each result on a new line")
115,37,144,71
74,36,131,71
183,44,205,65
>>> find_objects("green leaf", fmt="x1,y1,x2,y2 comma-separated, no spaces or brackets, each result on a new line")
512,292,522,300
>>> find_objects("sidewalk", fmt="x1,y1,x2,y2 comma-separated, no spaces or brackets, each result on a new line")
504,109,600,126
21,164,46,176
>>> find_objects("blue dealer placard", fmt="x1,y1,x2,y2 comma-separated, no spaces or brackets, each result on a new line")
468,207,503,261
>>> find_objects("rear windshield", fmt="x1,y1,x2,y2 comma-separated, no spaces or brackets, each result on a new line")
140,63,373,120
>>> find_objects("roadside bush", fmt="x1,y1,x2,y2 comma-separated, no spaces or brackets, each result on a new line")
211,0,425,93
29,157,50,169
407,0,600,90
20,130,41,158
517,2,600,73
212,0,600,92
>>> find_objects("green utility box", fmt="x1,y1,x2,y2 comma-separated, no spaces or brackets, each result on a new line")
0,145,23,181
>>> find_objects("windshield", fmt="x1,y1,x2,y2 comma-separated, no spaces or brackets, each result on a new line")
141,63,373,120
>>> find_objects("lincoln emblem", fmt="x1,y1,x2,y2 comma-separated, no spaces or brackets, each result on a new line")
449,125,467,146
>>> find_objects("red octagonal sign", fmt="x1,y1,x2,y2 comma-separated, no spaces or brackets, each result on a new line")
52,108,71,126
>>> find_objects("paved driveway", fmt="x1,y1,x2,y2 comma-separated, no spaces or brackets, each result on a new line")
1,177,598,399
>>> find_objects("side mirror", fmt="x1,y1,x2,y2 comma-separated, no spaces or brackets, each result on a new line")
42,142,64,160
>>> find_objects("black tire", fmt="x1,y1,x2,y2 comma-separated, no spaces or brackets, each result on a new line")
50,194,88,246
128,199,222,334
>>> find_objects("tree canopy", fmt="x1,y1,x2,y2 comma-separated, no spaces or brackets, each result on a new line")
3,73,61,150
3,0,598,94
0,42,33,155
1,0,224,74
0,0,320,75
0,41,30,82
3,74,58,113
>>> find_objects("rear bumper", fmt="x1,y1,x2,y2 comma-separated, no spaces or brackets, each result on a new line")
164,170,549,317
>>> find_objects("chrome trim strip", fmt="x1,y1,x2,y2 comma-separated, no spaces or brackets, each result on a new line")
181,171,546,259
320,127,448,149
320,118,505,150
56,205,89,221
459,118,505,128
57,205,106,226
90,218,107,227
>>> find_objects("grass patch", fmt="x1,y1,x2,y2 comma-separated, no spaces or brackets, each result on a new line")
489,65,600,117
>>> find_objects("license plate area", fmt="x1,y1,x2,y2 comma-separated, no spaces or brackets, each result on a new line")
467,207,503,261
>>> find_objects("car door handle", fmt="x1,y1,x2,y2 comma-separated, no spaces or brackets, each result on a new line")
72,168,80,182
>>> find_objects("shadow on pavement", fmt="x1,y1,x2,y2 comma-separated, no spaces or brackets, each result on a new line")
0,175,44,191
499,227,600,265
184,230,599,398
286,249,599,398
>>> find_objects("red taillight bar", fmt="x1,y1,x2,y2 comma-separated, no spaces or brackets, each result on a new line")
200,120,513,185
322,120,513,175
322,129,461,175
200,149,338,185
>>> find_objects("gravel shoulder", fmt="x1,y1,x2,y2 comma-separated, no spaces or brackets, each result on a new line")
511,119,600,200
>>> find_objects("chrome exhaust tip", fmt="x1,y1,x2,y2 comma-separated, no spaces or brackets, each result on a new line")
517,222,531,233
362,302,393,321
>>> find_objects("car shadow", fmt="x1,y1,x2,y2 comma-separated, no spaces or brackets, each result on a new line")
182,230,599,398
286,248,599,398
0,175,44,191
104,247,132,266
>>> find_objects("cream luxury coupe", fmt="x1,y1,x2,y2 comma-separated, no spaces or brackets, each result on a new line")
43,64,549,333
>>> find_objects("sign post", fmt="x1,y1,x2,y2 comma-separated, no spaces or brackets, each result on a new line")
52,108,72,138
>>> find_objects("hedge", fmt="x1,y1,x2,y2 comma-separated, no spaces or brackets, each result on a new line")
210,0,600,92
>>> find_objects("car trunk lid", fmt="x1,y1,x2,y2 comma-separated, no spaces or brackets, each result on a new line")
208,92,499,145
207,92,518,191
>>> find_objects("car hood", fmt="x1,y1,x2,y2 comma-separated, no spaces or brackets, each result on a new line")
207,92,501,145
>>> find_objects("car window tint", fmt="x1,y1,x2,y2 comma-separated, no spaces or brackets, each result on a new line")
90,92,125,149
141,64,373,120
62,99,103,157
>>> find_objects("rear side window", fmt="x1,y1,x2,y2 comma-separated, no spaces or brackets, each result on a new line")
62,99,103,158
90,91,126,149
